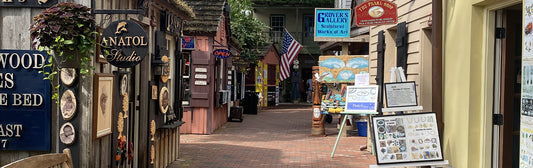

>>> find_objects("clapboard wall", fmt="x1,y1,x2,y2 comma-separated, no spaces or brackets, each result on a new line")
368,0,434,110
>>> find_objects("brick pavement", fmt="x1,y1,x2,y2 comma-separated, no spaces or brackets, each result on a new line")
169,104,377,168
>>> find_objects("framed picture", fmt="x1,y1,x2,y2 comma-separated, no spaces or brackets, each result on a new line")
93,73,114,139
372,112,443,164
384,81,418,108
342,85,379,114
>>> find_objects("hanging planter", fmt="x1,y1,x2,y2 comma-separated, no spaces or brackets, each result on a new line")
29,2,98,101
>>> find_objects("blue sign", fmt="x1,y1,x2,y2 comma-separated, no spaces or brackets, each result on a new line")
346,102,375,111
0,50,51,151
182,36,195,50
315,8,351,38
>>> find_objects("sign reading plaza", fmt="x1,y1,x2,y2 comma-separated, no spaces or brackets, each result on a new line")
314,8,351,41
0,50,51,151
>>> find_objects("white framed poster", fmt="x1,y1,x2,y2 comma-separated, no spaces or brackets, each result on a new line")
384,81,418,108
372,112,443,164
343,85,379,114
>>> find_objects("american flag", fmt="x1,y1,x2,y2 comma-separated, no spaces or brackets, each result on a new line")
280,29,303,81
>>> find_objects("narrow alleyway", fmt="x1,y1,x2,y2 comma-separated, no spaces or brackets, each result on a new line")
169,104,376,168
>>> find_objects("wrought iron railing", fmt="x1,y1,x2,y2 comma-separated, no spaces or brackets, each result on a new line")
266,31,318,46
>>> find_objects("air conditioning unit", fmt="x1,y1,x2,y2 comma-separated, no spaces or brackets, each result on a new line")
219,90,229,104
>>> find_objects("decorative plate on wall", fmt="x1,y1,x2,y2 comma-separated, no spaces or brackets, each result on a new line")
60,68,76,86
159,86,169,114
60,89,77,121
59,122,76,145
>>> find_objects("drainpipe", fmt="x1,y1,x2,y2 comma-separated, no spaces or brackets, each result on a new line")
432,0,443,138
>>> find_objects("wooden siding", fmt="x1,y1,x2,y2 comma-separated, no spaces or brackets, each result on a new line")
368,0,432,110
154,128,179,168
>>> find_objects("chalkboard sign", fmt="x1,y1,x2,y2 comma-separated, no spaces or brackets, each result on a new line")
372,112,443,164
384,81,417,108
343,85,379,114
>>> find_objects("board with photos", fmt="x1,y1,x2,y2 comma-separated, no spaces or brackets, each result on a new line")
372,112,443,164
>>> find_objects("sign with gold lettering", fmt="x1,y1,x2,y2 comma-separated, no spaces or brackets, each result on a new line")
0,0,57,8
354,0,397,27
0,50,51,151
101,20,148,68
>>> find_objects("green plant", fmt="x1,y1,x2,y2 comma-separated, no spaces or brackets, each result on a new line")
229,0,269,64
29,2,97,101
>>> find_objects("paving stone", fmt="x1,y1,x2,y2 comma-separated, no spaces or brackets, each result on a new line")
169,104,377,167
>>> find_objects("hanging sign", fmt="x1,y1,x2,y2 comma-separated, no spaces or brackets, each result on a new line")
213,49,231,59
163,11,182,35
182,36,195,50
0,0,57,8
0,50,51,151
314,8,351,40
101,20,148,68
354,0,397,27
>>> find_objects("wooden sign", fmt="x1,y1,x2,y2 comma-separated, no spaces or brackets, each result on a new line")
354,0,397,27
0,0,57,8
101,20,148,68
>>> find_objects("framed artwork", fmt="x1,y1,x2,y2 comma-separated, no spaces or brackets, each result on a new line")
93,73,114,139
159,86,169,114
384,81,418,108
60,122,75,145
372,112,443,164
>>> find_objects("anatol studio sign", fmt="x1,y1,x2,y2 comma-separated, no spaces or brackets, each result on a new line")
101,20,148,68
0,50,51,151
354,0,397,27
314,8,351,39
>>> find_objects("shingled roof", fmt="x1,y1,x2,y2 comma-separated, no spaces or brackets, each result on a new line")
183,0,226,35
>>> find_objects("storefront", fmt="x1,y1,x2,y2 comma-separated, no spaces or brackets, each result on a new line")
180,0,234,134
0,0,194,167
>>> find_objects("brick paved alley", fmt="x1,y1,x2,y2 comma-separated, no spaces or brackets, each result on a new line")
169,104,376,168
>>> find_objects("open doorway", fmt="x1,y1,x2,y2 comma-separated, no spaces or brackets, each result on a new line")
493,4,522,168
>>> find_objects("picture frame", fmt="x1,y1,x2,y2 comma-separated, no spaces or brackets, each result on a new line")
93,73,114,139
342,85,379,114
384,81,418,108
372,112,443,164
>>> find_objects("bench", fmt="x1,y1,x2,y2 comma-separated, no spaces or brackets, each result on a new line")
1,148,73,168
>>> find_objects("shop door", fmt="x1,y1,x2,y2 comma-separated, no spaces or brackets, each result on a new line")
493,6,522,168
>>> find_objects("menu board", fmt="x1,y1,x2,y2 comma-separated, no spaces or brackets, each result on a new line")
343,85,379,114
372,113,443,164
384,82,418,108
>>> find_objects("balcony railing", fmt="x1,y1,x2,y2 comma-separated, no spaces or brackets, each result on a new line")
266,31,318,46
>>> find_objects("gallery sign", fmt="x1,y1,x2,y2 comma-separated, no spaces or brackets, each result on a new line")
213,49,231,59
354,0,397,27
0,50,51,151
0,0,57,8
314,8,351,41
101,20,148,68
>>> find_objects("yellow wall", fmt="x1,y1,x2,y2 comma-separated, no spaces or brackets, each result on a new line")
443,0,520,167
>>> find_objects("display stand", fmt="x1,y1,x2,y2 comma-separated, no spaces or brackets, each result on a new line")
369,160,451,168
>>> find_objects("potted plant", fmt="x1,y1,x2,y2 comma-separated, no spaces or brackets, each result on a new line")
29,2,97,100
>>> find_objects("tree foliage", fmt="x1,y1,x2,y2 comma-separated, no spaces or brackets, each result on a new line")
229,0,269,64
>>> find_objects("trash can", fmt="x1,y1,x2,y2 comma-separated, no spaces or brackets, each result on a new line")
356,121,368,137
243,91,258,114
228,106,243,122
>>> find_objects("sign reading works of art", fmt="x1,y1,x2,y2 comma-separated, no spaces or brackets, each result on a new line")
354,0,397,27
314,8,351,40
0,50,51,151
0,0,57,8
101,20,148,68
